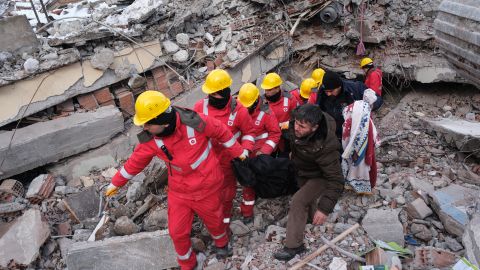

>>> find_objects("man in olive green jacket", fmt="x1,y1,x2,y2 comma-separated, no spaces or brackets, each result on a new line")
274,104,344,261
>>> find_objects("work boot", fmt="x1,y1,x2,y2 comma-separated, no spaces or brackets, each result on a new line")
243,216,254,224
215,244,233,259
273,245,306,261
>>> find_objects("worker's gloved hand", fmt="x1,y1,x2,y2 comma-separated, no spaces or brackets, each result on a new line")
280,122,289,130
105,183,119,197
238,149,249,161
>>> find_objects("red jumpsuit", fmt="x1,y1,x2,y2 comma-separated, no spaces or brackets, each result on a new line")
112,110,243,270
193,98,255,222
266,92,298,152
241,103,282,217
291,89,318,105
365,68,383,96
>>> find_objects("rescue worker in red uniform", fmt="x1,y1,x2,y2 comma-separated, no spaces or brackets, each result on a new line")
105,91,246,270
261,73,298,157
237,83,282,217
292,78,318,105
193,69,256,224
360,57,383,96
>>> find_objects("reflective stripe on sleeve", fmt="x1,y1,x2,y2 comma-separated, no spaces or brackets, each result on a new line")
242,135,255,142
177,247,193,260
243,200,255,205
222,136,236,148
211,231,226,240
120,167,134,179
254,133,268,140
191,141,212,170
265,140,277,149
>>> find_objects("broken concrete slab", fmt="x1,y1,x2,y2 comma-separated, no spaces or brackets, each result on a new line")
0,41,163,127
0,106,124,179
430,184,480,236
66,230,178,270
462,213,480,266
406,198,433,219
0,15,39,54
422,117,480,158
63,186,100,222
362,208,404,246
0,209,50,267
0,201,27,215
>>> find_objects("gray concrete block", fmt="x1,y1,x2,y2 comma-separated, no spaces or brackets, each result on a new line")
66,231,179,270
406,198,433,219
0,106,124,180
362,208,405,246
0,15,39,54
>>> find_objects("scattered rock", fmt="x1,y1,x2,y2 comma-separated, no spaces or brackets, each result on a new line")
328,257,347,270
126,181,146,202
444,236,463,252
411,223,433,241
191,237,206,253
23,58,39,73
128,74,147,89
226,49,239,61
55,185,80,195
462,213,480,265
143,207,168,231
91,48,115,70
114,216,139,236
265,225,286,243
73,229,93,242
230,220,250,236
176,33,190,46
163,40,180,54
173,49,189,63
406,198,433,219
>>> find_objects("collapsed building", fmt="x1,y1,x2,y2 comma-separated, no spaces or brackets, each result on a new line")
0,0,479,269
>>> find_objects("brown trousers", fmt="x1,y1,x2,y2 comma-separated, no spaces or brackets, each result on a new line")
285,177,336,248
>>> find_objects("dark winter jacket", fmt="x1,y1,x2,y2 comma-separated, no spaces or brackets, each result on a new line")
288,112,344,214
317,79,383,139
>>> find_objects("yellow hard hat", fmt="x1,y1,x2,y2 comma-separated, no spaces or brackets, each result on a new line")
238,83,260,108
133,90,171,126
360,57,373,68
202,69,233,94
311,68,325,85
300,78,317,99
261,72,283,90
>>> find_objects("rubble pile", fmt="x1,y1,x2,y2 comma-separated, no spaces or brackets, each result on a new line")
0,85,478,269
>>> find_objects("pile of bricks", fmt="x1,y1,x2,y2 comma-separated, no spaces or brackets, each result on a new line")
149,66,187,98
113,88,135,117
26,174,55,204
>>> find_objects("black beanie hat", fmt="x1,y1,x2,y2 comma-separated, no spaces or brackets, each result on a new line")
322,71,342,90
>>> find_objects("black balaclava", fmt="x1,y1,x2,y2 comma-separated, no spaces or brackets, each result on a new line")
248,98,259,114
147,107,177,137
209,88,231,109
265,90,281,102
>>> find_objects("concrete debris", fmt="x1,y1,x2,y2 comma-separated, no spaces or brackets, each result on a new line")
55,186,80,195
422,118,480,158
265,225,286,243
23,58,39,74
63,186,100,223
162,40,180,54
406,198,433,219
173,49,189,63
176,33,190,47
91,48,115,70
462,212,480,266
142,206,168,231
66,231,178,270
0,201,27,215
362,209,405,246
0,209,50,267
0,15,39,54
411,223,433,241
328,257,347,270
0,106,124,180
113,216,139,236
230,220,250,236
127,74,147,89
26,174,55,203
413,247,456,269
430,184,480,236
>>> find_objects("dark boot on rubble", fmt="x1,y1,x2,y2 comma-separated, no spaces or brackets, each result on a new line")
273,245,306,261
215,244,233,259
